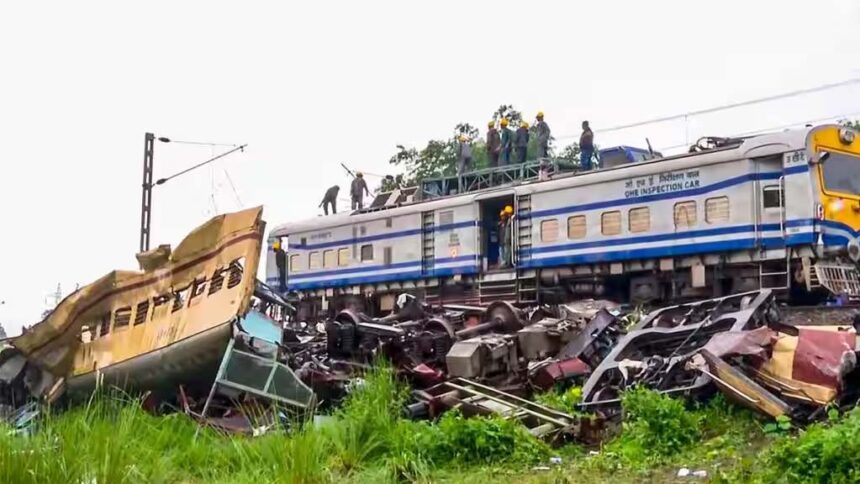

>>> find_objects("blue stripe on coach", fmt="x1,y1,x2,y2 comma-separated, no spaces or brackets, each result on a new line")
288,254,476,281
291,220,477,250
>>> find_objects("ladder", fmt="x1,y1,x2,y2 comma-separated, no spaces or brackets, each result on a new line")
515,195,537,304
758,253,791,291
478,270,518,304
421,211,435,275
515,195,533,267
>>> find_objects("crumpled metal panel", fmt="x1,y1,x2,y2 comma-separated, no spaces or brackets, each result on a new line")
580,290,778,408
9,207,264,385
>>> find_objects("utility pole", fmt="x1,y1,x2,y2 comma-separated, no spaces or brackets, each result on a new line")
138,133,246,253
140,133,155,252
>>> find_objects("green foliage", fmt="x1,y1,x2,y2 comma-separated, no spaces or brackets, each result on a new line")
556,142,581,164
617,386,701,458
840,119,860,130
534,386,583,414
388,104,536,186
762,415,792,437
424,411,550,466
740,407,860,483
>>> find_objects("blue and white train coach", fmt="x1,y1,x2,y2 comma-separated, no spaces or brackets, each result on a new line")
268,124,860,317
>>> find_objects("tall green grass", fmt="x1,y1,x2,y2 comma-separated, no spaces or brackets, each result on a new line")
0,362,547,483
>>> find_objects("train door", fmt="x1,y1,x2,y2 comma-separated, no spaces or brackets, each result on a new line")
760,178,785,241
754,155,786,245
476,193,516,271
267,235,289,293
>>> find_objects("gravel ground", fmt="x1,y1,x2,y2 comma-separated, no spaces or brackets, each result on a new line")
779,305,860,327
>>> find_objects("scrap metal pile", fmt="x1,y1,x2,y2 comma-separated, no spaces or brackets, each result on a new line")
285,289,860,441
4,263,860,440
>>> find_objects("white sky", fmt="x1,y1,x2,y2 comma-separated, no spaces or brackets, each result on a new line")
1,1,859,335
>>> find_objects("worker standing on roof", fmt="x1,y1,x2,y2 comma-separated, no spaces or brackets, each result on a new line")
319,185,339,215
350,172,371,210
515,121,529,163
273,240,287,292
500,118,513,165
499,205,514,268
457,135,473,175
536,112,551,159
580,120,595,171
487,121,501,168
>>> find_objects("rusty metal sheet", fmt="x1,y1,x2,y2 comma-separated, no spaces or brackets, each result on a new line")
698,349,792,418
758,326,857,405
11,207,264,382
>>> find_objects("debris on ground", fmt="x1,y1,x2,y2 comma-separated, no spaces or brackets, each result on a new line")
1,211,859,447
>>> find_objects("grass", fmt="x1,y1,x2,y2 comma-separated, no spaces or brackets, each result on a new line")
2,369,834,483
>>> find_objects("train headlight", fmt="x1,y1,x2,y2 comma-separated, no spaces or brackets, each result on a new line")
839,128,856,145
829,198,845,213
849,239,860,262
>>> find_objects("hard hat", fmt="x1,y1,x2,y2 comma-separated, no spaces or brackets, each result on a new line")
273,241,281,250
521,121,529,128
504,205,514,214
536,111,544,118
488,120,495,128
500,118,509,127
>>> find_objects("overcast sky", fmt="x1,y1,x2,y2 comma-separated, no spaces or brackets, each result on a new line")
1,1,859,335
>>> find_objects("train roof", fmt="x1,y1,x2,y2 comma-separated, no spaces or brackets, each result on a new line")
270,125,820,238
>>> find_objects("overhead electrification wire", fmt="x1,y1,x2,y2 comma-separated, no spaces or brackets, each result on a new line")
553,78,860,141
654,110,860,152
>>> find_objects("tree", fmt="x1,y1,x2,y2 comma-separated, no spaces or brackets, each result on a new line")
840,119,860,131
387,104,538,186
492,104,523,126
556,141,581,164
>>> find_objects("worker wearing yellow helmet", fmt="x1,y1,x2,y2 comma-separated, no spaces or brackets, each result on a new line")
350,171,370,210
487,120,501,168
498,205,514,268
273,239,287,292
500,118,513,165
515,120,530,163
536,111,551,159
457,134,473,175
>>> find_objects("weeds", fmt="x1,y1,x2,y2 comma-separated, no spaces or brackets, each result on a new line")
735,407,860,483
534,386,583,414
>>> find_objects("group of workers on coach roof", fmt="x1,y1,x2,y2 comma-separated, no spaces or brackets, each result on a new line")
318,112,596,216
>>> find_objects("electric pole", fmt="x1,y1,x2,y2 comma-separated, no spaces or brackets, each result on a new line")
138,133,246,253
140,133,155,252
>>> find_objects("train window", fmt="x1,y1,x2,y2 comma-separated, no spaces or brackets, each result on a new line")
289,254,302,272
385,217,393,228
762,185,783,209
567,215,586,239
705,196,730,223
673,201,697,228
540,219,559,242
113,307,131,329
628,207,650,233
384,247,393,266
309,251,322,270
360,244,374,262
601,211,622,235
337,248,350,266
323,250,336,269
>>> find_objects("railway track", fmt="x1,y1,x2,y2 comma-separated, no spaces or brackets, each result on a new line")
780,304,860,326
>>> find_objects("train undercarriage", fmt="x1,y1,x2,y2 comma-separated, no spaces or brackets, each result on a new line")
290,247,860,323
